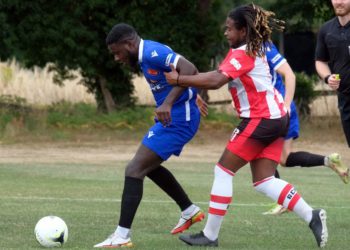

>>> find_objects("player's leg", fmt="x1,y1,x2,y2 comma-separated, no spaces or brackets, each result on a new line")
144,118,204,234
280,106,326,168
94,144,163,248
285,151,349,183
252,157,328,247
280,102,324,168
262,139,299,215
147,165,205,234
179,118,269,247
202,149,247,240
179,149,247,247
281,104,348,183
250,116,326,247
147,165,192,212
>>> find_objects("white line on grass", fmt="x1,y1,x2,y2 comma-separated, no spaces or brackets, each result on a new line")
1,195,350,209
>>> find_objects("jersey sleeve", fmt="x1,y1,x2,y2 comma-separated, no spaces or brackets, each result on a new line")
315,25,329,61
143,44,180,71
266,43,286,71
218,49,254,79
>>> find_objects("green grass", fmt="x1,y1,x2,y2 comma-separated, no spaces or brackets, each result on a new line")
0,160,349,250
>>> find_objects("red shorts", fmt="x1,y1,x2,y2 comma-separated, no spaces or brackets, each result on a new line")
226,116,289,162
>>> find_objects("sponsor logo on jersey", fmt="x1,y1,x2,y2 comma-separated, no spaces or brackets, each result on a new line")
148,131,155,138
229,58,241,70
150,83,164,92
151,50,158,57
165,53,173,66
147,69,159,76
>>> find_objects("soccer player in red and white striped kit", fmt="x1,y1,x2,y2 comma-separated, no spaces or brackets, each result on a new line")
165,3,328,248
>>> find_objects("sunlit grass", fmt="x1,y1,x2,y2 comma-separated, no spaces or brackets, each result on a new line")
0,159,349,249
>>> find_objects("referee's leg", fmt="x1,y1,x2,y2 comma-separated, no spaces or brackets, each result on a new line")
340,118,350,147
338,92,350,147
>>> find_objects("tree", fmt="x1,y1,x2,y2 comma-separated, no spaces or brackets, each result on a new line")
267,0,333,32
0,0,223,112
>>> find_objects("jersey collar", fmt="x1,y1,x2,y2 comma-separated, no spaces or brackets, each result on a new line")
336,17,350,28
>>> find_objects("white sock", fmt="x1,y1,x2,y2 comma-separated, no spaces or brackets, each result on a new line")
254,176,313,223
182,204,197,216
324,156,329,167
203,164,234,241
116,226,130,239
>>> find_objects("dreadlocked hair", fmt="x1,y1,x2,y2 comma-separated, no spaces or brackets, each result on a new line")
228,3,285,57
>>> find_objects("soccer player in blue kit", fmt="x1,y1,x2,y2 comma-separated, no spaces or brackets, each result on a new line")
263,43,349,215
94,23,205,248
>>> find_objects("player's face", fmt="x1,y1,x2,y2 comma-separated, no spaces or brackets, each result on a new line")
332,0,350,16
224,17,246,49
108,42,138,70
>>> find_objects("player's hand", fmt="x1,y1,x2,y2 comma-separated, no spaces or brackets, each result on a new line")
155,103,172,127
164,64,179,85
328,74,340,90
196,95,208,117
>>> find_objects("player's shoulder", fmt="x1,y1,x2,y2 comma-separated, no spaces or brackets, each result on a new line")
230,46,252,61
143,40,174,61
265,43,284,64
265,42,277,53
221,47,254,72
144,40,173,53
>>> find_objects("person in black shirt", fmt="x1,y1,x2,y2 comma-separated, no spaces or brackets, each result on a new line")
315,0,350,147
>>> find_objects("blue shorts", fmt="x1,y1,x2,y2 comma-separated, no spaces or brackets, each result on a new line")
285,102,300,140
142,114,200,160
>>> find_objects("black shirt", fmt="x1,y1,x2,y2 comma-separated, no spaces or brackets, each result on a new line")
315,17,350,93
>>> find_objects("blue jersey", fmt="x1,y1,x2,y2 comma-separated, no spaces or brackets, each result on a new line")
266,43,300,140
265,43,287,96
138,39,198,122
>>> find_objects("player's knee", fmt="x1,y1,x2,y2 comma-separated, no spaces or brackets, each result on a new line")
125,162,144,179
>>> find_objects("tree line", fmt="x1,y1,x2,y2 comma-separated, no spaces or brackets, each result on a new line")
0,0,332,112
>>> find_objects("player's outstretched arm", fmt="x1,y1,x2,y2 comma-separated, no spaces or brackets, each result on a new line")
165,64,229,89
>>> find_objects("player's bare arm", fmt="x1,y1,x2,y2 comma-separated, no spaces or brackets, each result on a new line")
155,85,185,126
155,57,198,126
165,64,229,89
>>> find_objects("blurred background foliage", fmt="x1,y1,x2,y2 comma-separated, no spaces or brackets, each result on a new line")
0,0,334,113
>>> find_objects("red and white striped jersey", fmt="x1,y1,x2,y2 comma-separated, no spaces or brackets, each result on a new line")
219,45,286,119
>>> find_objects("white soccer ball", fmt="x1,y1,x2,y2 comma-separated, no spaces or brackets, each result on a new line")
34,216,68,248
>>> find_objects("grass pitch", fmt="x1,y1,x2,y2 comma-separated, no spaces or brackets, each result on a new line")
0,158,349,249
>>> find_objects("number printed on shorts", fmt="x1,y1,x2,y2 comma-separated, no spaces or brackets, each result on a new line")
230,128,240,141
